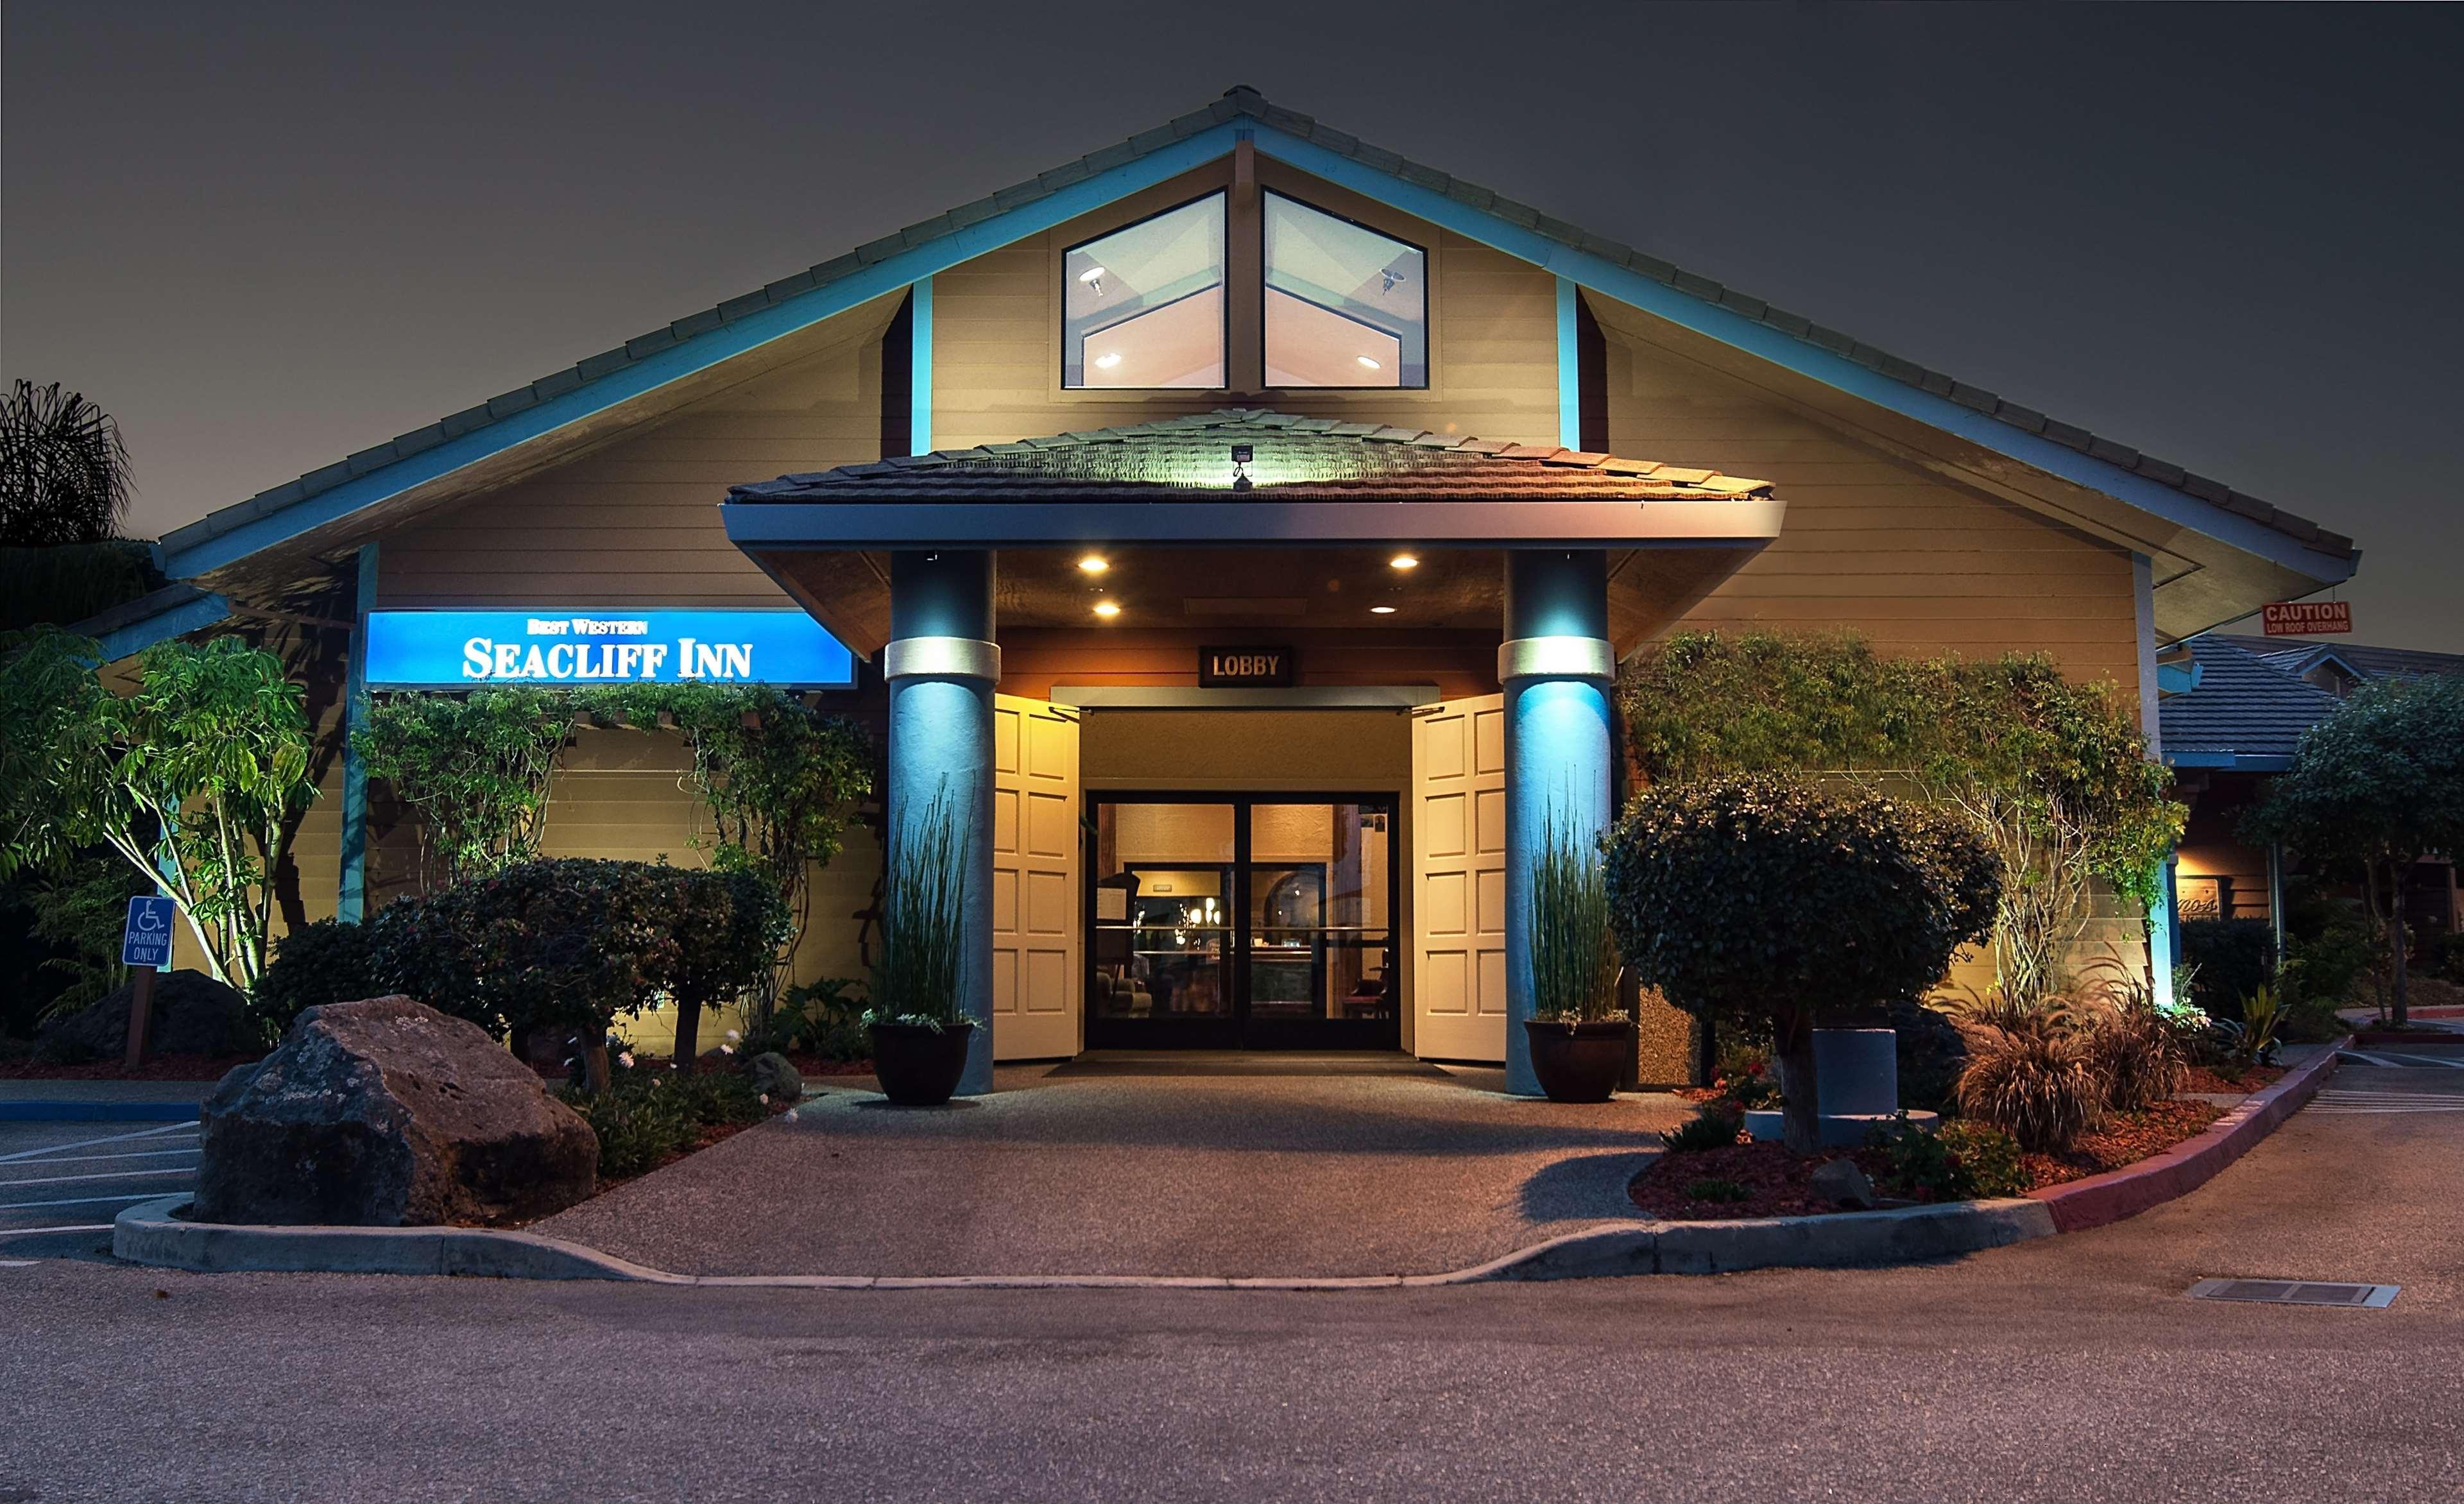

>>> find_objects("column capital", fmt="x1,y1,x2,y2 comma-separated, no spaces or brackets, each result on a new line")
1498,634,1615,685
883,635,1002,683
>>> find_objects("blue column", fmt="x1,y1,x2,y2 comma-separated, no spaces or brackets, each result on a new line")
884,550,998,1095
1501,550,1614,1097
338,543,378,924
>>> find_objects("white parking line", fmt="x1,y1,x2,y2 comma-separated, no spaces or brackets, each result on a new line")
0,1192,177,1211
0,1166,200,1188
0,1122,201,1163
0,1224,114,1238
6,1148,200,1167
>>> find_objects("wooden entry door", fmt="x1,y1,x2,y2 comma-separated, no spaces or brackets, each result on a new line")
991,695,1081,1060
1410,694,1507,1063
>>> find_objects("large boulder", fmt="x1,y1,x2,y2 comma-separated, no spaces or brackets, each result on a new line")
35,970,257,1062
192,996,597,1227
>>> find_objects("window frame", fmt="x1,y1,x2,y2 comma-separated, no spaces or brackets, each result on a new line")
1256,188,1432,393
1057,190,1233,393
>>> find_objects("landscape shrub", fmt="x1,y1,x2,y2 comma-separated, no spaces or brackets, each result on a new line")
1658,1103,1745,1154
2077,975,2188,1112
1951,997,2105,1152
1866,1113,1972,1201
555,1079,695,1180
758,977,871,1059
2281,883,2375,1008
1684,1178,1749,1204
660,866,791,1066
252,916,388,1039
1935,1121,2028,1198
1604,773,1999,1153
2178,919,2274,1021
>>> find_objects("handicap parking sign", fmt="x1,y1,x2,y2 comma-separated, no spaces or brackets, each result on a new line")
121,895,176,970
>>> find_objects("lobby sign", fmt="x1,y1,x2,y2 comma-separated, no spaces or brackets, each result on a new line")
2261,600,2352,637
364,609,856,688
1199,645,1297,687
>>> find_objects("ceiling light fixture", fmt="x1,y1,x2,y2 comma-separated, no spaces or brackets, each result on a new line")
1094,352,1122,370
1369,605,1397,615
1093,600,1122,619
1077,554,1109,574
1077,266,1106,282
1356,355,1381,370
1389,553,1419,571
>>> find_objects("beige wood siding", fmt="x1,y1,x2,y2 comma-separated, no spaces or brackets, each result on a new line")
1599,329,2141,692
930,160,1559,451
375,320,889,608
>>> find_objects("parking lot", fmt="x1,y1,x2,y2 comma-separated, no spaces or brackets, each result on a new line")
0,1117,200,1264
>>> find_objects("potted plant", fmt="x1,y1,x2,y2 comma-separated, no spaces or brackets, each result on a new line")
1521,809,1630,1102
865,786,975,1106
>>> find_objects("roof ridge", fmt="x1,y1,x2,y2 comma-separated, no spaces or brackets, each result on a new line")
160,83,2350,570
736,407,1772,498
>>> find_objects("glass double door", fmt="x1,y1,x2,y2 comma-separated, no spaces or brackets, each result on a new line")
1086,795,1399,1050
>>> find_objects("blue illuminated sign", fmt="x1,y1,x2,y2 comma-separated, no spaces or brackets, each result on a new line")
364,609,855,688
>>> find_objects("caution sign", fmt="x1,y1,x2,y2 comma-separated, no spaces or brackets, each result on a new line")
2261,601,2352,637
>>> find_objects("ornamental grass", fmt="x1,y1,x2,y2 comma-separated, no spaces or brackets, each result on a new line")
869,783,971,1029
1528,807,1625,1025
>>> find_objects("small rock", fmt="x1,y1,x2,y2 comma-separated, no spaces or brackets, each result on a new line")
1811,1158,1876,1209
744,1050,802,1104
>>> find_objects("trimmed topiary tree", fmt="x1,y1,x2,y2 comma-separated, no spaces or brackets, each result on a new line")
1604,774,2000,1154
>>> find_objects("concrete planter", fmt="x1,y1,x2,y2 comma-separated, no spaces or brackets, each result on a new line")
1748,1027,1935,1146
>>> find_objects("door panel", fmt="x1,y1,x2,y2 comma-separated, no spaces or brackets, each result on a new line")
1413,695,1507,1062
992,695,1081,1059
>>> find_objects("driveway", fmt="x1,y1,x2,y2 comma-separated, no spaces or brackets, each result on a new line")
531,1058,1694,1278
4,1061,2458,1503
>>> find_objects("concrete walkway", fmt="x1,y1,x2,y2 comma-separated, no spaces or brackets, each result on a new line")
531,1061,1692,1278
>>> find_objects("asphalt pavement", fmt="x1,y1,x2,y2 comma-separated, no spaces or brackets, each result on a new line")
0,1117,200,1263
4,1061,2459,1503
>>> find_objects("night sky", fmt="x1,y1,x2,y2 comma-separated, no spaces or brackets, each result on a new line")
4,3,2457,647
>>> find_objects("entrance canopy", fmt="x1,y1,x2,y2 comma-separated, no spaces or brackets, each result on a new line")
721,409,1783,656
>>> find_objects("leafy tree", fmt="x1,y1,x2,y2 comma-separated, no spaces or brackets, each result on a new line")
0,629,314,993
1621,631,2181,1005
1604,774,2000,1153
661,866,791,1064
352,687,588,885
2244,675,2464,1023
0,381,132,546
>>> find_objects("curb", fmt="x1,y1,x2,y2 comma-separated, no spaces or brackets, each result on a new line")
2024,1036,2346,1234
112,1193,2057,1288
0,1101,203,1123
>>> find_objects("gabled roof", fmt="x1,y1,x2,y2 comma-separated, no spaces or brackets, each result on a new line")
728,409,1773,504
2160,635,2347,770
153,85,2357,601
2210,633,2464,685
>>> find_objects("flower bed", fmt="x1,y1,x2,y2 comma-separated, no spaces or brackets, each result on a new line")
2017,1098,2221,1186
0,1052,258,1082
2178,1063,2283,1095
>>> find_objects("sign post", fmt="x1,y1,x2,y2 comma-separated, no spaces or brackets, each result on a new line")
120,895,176,1068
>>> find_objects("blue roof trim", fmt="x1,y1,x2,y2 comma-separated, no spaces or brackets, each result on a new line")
2164,751,2293,773
93,591,232,663
159,127,1249,579
1240,124,2356,585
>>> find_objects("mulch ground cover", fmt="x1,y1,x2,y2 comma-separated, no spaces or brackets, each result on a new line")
2017,1098,2222,1187
2178,1063,2282,1095
1629,1138,1902,1220
0,1053,257,1082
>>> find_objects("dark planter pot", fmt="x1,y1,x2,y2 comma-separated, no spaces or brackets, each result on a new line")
1524,1019,1632,1104
868,1020,976,1107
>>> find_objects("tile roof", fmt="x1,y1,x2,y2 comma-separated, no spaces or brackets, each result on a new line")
727,409,1774,504
2209,633,2464,683
2160,635,2347,764
160,86,2352,567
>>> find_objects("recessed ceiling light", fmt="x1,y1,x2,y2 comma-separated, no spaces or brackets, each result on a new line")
1356,355,1381,370
1389,553,1419,570
1094,352,1122,370
1093,600,1122,619
1369,605,1397,615
1077,554,1109,574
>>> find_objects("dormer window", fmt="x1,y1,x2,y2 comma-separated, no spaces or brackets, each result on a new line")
1263,192,1426,389
1060,184,1428,392
1063,194,1228,389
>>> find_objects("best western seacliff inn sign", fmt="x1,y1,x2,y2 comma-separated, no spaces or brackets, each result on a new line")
363,610,855,688
110,87,2363,1093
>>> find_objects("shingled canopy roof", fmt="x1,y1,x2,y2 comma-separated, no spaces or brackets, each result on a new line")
2160,635,2347,770
728,409,1774,505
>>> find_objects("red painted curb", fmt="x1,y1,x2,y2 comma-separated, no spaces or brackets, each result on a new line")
2024,1038,2347,1235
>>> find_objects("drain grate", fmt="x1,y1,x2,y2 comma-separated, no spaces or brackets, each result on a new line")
2188,1278,2399,1308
